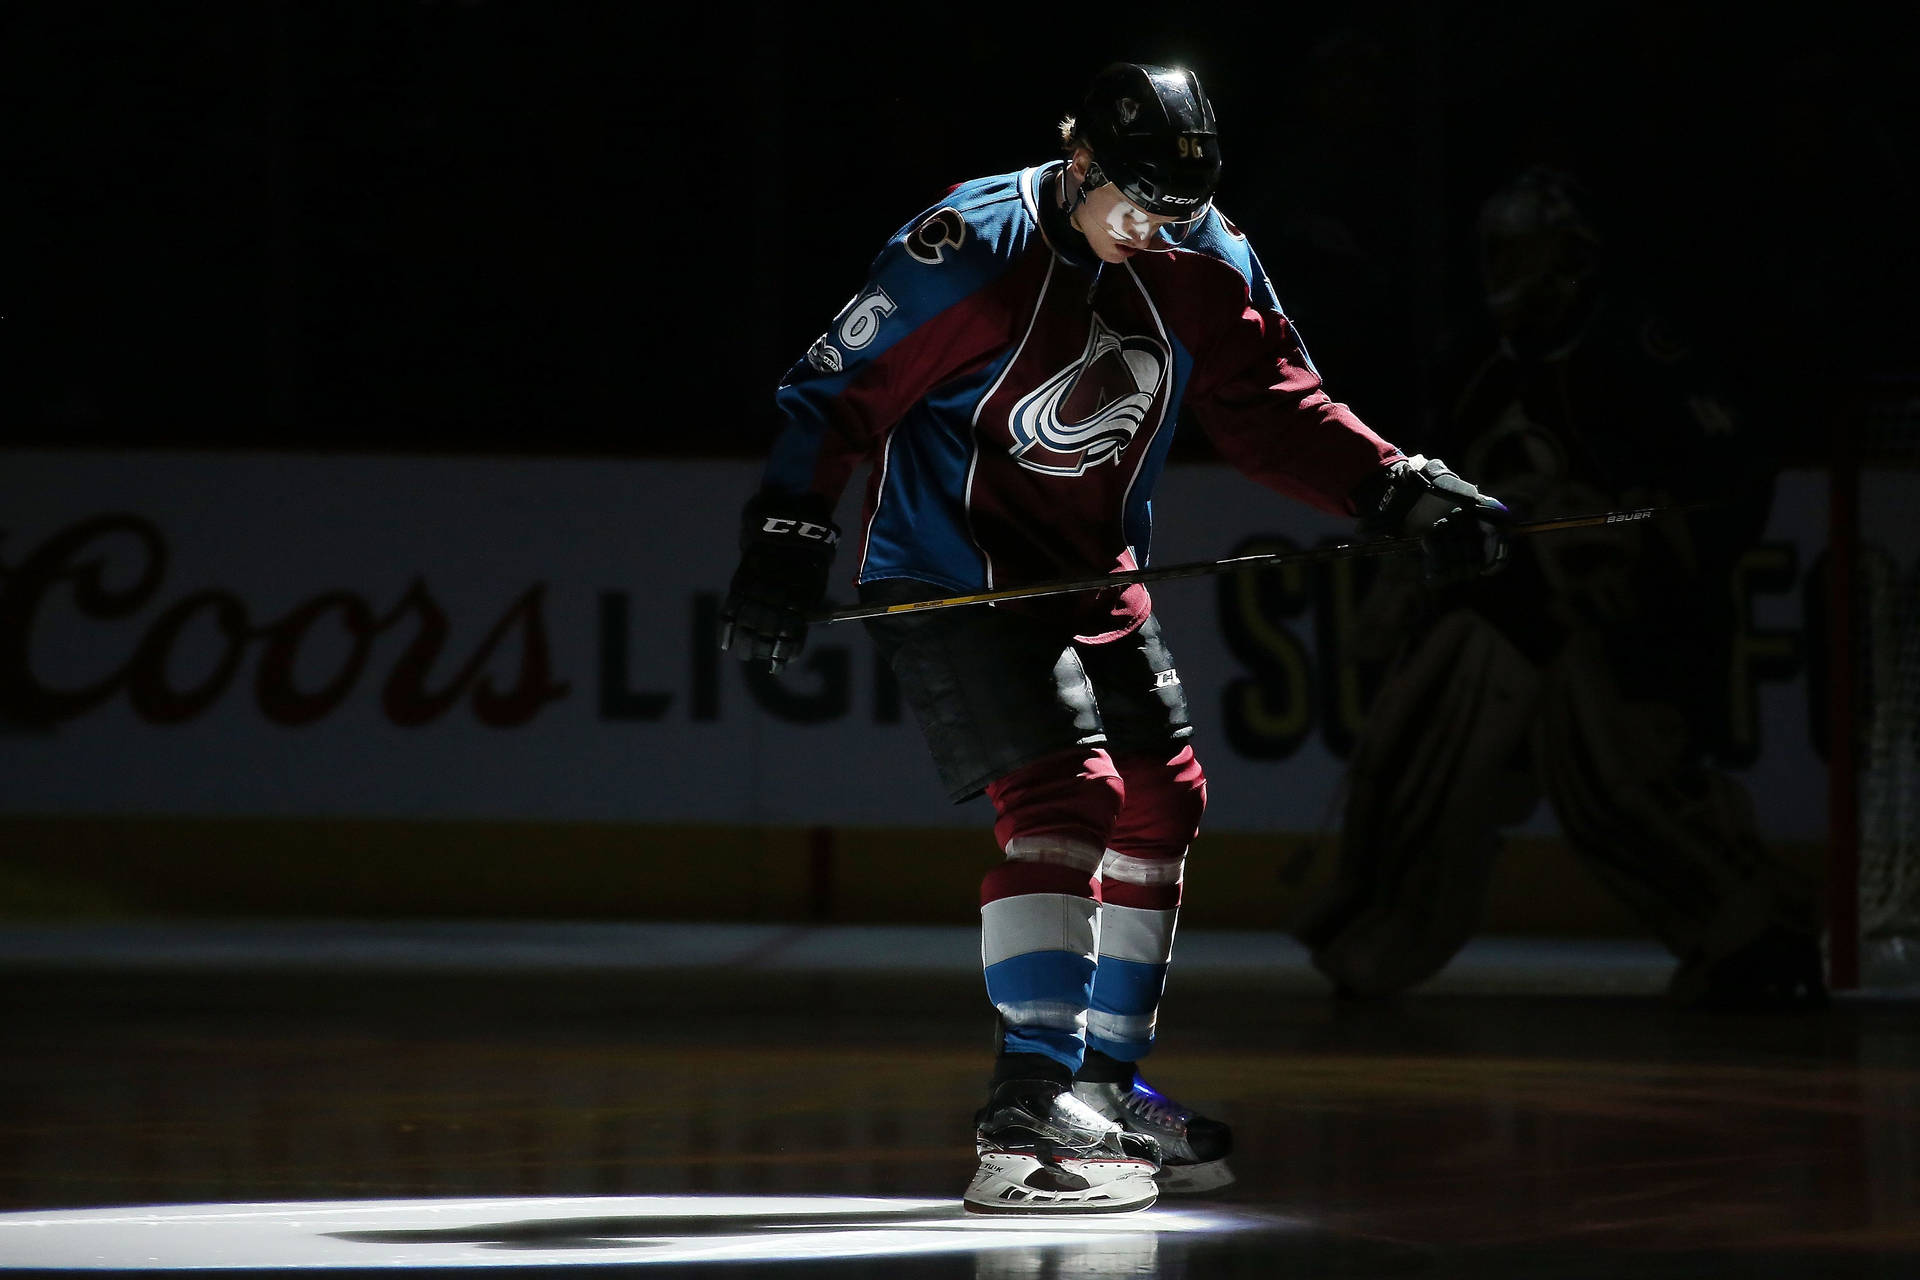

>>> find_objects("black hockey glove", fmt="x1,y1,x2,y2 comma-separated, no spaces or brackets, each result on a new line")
1354,455,1510,587
718,491,841,673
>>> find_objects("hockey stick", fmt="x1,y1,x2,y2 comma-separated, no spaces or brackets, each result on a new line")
815,503,1689,624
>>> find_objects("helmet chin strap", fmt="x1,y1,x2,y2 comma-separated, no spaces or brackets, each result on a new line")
1057,162,1087,217
1058,154,1114,213
1052,162,1106,278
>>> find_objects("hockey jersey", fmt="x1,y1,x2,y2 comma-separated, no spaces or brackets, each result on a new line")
762,163,1401,637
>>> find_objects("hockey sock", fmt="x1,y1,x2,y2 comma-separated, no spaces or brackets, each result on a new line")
1087,849,1182,1060
1085,746,1205,1061
980,750,1125,1075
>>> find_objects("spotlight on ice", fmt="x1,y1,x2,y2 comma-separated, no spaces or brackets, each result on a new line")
0,1194,1293,1269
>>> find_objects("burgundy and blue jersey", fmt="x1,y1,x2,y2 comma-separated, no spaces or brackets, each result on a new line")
763,163,1401,636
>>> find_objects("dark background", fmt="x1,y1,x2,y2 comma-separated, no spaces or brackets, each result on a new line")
5,2,1912,459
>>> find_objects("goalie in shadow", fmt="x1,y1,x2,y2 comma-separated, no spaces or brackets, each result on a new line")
1293,166,1824,1009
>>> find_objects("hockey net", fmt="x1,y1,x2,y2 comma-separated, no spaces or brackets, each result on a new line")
1837,383,1920,990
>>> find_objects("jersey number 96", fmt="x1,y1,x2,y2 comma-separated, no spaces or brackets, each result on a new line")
836,287,898,351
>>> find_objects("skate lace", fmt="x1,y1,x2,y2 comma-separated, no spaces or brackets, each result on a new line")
1122,1079,1189,1130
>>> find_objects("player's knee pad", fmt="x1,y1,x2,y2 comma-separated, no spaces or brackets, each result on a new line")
985,748,1125,863
1096,745,1204,911
1107,744,1207,860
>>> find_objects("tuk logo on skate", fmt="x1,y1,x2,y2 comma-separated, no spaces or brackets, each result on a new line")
1007,313,1168,477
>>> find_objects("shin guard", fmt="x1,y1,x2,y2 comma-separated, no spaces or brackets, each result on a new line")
981,751,1125,1073
1087,746,1206,1061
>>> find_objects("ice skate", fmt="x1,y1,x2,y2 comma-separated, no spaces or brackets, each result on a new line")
963,1078,1162,1214
1073,1063,1234,1194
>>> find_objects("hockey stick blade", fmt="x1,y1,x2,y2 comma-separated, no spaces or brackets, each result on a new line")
815,503,1698,624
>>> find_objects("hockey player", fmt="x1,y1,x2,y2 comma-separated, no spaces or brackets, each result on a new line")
720,63,1509,1214
1294,166,1823,1008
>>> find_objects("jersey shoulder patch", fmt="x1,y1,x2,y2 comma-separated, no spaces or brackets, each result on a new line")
796,173,1031,382
885,171,1032,270
903,206,968,264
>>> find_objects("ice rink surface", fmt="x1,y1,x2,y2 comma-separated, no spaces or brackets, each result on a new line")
0,923,1914,1277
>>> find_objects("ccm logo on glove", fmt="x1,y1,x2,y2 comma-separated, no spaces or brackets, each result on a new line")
759,517,839,544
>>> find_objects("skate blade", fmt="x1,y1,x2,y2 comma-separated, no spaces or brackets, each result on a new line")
1154,1157,1235,1194
963,1153,1159,1215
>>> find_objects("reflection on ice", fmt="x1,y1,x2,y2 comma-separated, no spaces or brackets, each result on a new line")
0,1194,1293,1270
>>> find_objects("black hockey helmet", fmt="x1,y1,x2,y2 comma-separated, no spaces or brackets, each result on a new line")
1476,167,1602,349
1075,63,1221,220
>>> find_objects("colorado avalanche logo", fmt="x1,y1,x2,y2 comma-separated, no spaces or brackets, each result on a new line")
1007,314,1169,476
